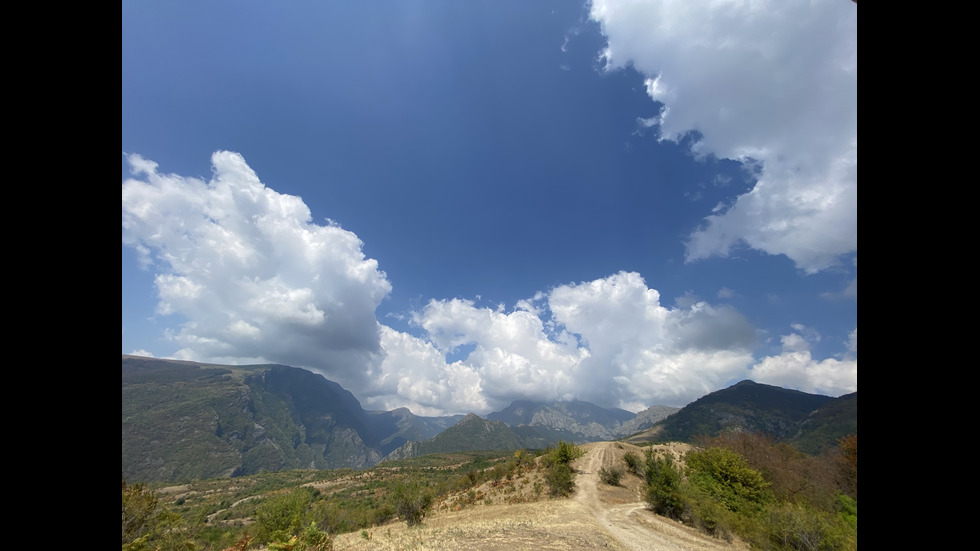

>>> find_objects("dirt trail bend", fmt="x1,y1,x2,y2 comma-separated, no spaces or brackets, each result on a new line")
571,442,748,551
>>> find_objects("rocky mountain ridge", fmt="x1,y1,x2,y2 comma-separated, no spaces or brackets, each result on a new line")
122,355,855,483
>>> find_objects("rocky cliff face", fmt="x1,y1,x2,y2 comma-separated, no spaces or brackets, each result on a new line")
123,356,687,483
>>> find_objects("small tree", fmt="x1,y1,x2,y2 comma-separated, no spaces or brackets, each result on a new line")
542,440,584,497
599,466,623,486
544,462,575,497
623,451,642,476
644,450,686,519
122,477,159,546
390,480,433,527
685,447,772,515
254,489,314,544
551,440,584,465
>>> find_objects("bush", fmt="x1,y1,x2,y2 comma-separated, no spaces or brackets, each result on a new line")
122,477,159,546
544,462,575,497
623,451,642,475
685,447,772,515
598,466,623,486
541,440,583,497
253,489,314,544
763,502,857,551
267,521,333,551
548,440,584,465
643,450,686,519
389,480,434,527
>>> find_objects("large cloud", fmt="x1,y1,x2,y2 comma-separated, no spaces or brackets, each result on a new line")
359,271,761,413
123,152,855,415
121,151,392,389
589,0,857,273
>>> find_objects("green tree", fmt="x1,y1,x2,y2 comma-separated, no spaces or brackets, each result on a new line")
686,447,772,515
598,466,623,486
550,440,584,465
389,480,434,527
542,440,583,497
122,477,159,546
643,450,685,519
544,462,575,497
623,451,642,476
253,489,314,544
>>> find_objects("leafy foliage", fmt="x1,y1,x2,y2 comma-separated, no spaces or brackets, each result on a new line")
637,433,857,551
253,488,316,544
544,462,575,497
642,450,685,519
622,451,642,476
541,440,583,497
389,480,434,527
122,476,201,550
122,477,159,546
685,447,773,515
598,466,623,486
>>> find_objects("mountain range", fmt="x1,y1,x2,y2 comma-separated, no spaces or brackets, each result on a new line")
121,355,855,484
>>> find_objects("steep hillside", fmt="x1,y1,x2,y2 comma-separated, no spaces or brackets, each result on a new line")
123,356,852,485
625,380,855,451
122,356,460,482
787,391,857,454
383,413,535,462
488,399,661,441
367,407,465,456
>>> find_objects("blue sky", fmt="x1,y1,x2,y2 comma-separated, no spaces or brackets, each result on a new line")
122,0,857,416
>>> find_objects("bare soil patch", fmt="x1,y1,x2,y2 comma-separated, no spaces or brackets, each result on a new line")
334,441,749,551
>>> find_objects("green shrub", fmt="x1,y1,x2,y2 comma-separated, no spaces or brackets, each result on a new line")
266,521,332,551
643,450,686,519
550,440,585,465
389,480,434,527
544,462,575,497
763,502,857,551
598,466,623,486
685,447,772,515
122,478,159,546
253,489,314,544
834,493,857,529
623,451,642,475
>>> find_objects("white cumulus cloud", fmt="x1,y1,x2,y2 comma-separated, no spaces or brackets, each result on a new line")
750,330,857,396
123,152,856,415
589,0,857,274
121,151,392,391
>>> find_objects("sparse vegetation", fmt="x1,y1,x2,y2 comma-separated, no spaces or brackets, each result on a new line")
389,480,434,527
598,466,623,486
622,451,642,475
120,435,856,551
541,440,584,497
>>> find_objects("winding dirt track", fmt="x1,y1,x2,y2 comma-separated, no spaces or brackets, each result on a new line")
571,442,749,551
333,441,749,550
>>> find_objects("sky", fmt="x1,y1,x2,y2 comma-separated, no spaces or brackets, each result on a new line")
122,0,857,417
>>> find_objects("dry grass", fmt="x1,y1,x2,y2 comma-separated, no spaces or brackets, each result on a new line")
333,441,747,551
334,499,626,550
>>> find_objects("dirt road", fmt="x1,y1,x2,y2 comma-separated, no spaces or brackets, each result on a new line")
571,442,748,551
333,441,748,550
